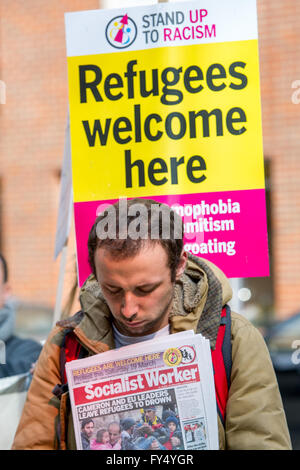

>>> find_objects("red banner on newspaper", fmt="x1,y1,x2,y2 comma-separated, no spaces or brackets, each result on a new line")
74,364,200,405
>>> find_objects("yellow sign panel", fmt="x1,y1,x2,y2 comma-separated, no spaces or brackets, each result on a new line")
68,40,264,203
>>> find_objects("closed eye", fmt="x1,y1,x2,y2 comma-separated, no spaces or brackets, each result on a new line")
102,282,161,296
134,283,161,295
103,285,122,295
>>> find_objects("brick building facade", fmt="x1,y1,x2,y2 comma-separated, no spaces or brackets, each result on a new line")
257,1,300,318
0,0,99,315
0,0,299,323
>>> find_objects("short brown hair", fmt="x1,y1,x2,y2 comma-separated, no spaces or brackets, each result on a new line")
88,198,184,282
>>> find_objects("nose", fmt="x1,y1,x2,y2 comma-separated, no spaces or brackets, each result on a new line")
120,291,138,320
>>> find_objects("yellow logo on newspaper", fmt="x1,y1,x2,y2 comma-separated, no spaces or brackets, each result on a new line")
163,348,182,367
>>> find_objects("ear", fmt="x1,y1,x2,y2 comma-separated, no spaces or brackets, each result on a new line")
3,283,12,302
175,250,188,280
0,282,11,309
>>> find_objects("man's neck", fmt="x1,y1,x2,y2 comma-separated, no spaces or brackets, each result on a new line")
112,323,170,349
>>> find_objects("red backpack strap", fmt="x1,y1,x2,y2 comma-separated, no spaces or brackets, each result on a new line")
211,305,232,425
61,330,84,384
52,329,86,398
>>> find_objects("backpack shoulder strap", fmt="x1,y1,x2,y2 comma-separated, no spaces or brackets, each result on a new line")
52,329,87,398
61,329,86,384
211,304,232,426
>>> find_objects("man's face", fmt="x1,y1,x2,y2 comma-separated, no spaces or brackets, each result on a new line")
108,423,121,445
145,409,156,422
83,421,94,438
95,242,186,337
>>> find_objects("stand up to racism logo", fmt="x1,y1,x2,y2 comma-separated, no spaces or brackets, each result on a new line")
105,14,137,49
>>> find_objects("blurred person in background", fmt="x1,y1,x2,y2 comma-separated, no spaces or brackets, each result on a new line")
0,253,42,378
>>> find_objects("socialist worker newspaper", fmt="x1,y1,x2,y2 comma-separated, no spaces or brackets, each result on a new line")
66,331,219,450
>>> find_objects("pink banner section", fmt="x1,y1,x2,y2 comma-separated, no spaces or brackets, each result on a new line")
74,189,269,286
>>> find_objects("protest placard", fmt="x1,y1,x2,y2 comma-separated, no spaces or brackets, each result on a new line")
65,0,269,285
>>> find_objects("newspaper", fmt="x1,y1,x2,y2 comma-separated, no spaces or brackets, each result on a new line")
66,331,219,450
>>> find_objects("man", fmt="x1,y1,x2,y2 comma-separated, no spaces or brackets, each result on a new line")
12,199,291,450
142,406,163,428
80,418,94,450
0,253,42,378
107,422,121,450
120,418,136,450
138,406,169,446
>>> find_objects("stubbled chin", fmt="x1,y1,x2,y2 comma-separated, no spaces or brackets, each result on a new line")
116,321,151,337
122,326,147,337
